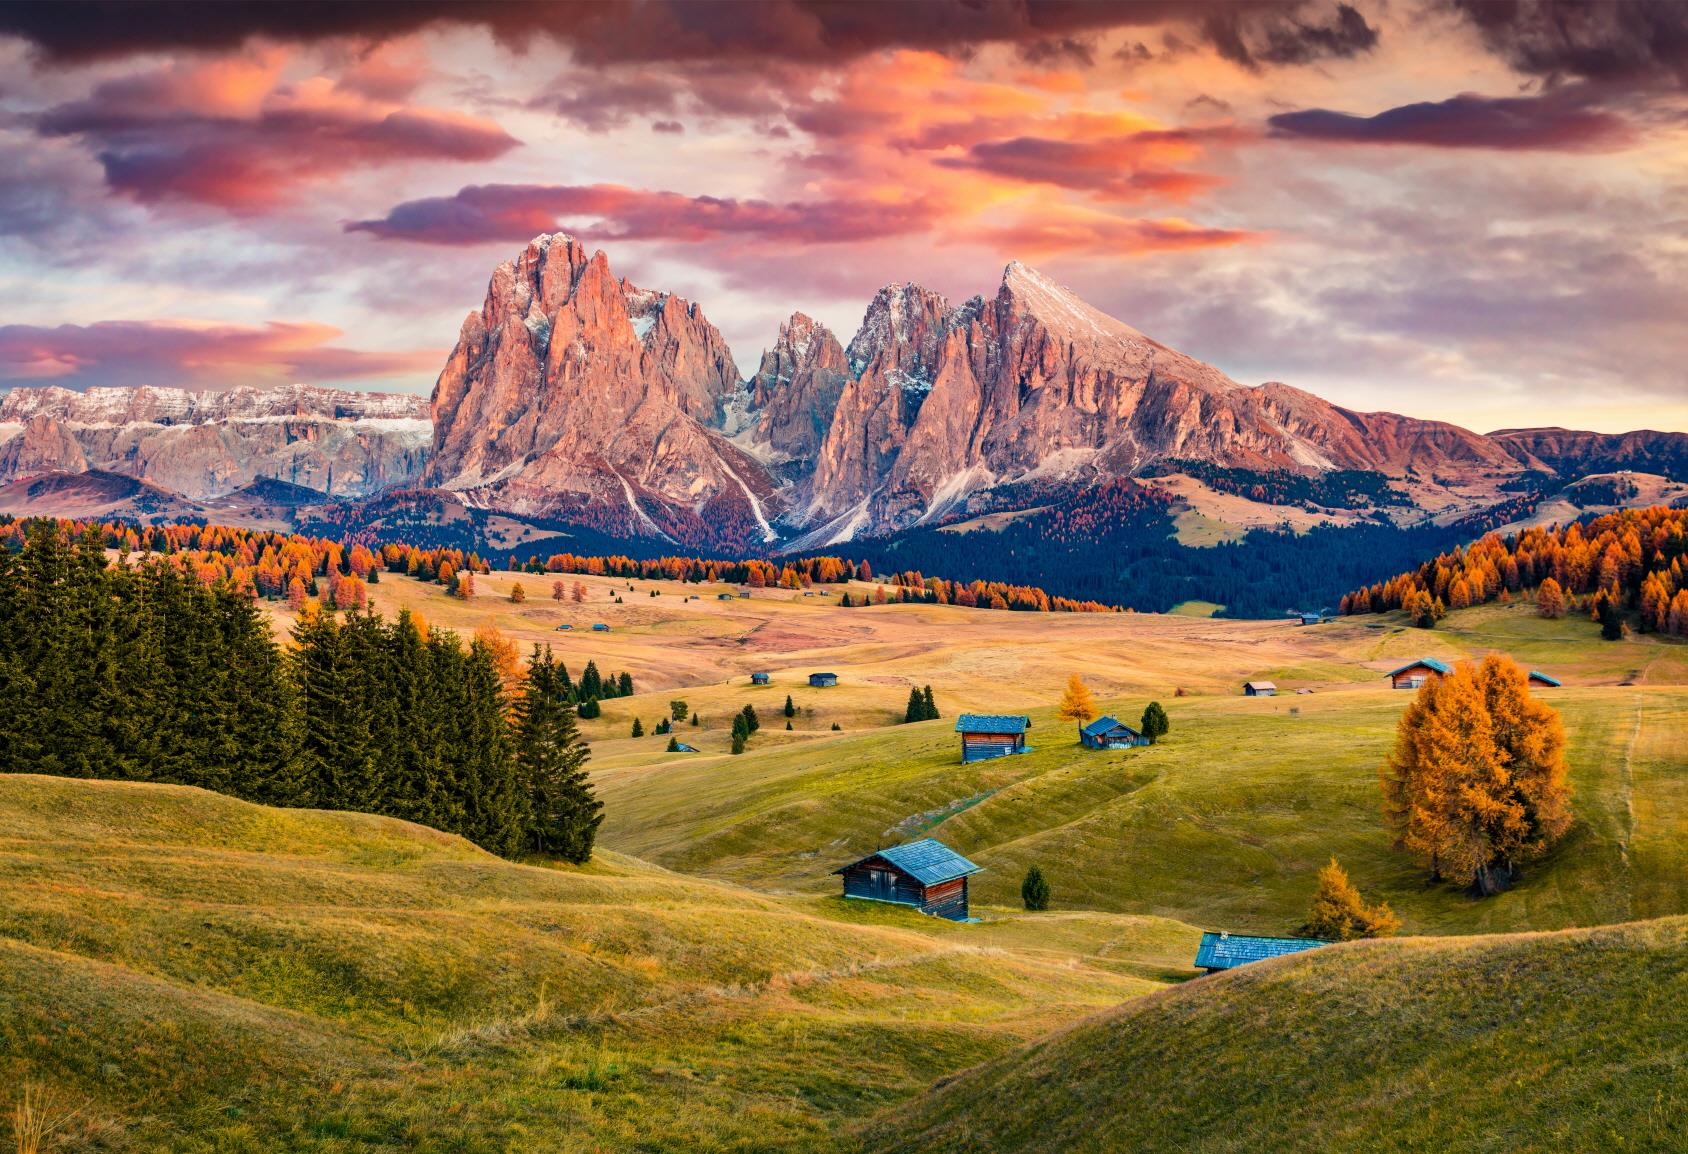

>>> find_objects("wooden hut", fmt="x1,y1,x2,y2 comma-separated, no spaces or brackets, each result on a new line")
1388,658,1450,689
717,592,735,600
833,838,981,921
1079,716,1147,749
673,743,700,753
1297,612,1326,626
1242,680,1277,697
1528,670,1562,689
591,623,611,632
750,671,771,686
809,672,838,687
1194,931,1332,974
954,714,1030,762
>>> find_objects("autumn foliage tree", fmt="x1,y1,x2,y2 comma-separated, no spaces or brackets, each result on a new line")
1380,655,1572,896
1057,674,1098,723
1303,857,1400,940
1536,577,1566,619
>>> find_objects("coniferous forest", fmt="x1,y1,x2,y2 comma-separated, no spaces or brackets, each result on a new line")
0,523,603,861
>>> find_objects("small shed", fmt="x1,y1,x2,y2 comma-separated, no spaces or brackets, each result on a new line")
592,623,611,632
717,593,735,600
738,589,752,598
1243,680,1277,697
809,672,838,687
955,714,1030,762
1194,931,1332,974
555,624,573,631
673,743,700,753
833,838,981,921
1297,612,1326,626
1528,670,1562,689
1079,716,1147,749
1389,658,1450,689
750,671,771,685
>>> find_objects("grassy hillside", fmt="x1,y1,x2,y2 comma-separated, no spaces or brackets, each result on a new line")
279,570,1688,939
0,774,1196,1152
865,916,1688,1154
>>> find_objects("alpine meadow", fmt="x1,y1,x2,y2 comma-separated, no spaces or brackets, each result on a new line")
4,2,1688,1152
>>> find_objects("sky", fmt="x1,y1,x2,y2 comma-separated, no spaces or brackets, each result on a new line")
0,0,1684,434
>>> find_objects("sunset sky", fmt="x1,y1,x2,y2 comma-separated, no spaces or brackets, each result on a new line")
1,0,1683,433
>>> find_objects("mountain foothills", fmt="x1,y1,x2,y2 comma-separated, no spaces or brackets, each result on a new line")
3,234,1686,607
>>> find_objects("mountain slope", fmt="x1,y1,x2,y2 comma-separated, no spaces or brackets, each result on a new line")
865,916,1688,1153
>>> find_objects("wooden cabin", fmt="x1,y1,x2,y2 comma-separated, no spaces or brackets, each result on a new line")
1388,658,1450,689
1243,681,1277,697
1194,931,1332,974
738,589,752,598
1528,670,1562,689
591,623,611,632
1297,612,1326,626
954,714,1030,762
673,743,700,753
809,672,838,687
555,624,573,631
750,671,771,686
1079,716,1147,749
717,593,735,600
833,838,981,921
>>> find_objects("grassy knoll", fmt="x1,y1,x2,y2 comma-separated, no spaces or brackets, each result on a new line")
865,916,1688,1154
0,774,1194,1152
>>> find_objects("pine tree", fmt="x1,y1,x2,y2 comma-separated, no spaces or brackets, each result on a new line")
618,671,634,696
666,735,679,752
1140,701,1169,744
1303,857,1400,940
921,685,938,720
741,703,760,733
904,686,925,723
512,645,600,862
783,694,795,718
1596,591,1624,640
785,720,793,730
631,718,644,737
1021,865,1050,911
690,712,699,726
1057,674,1098,722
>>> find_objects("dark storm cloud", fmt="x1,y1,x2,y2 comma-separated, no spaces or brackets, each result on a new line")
1447,0,1688,86
345,183,942,246
1268,88,1636,151
0,0,1379,70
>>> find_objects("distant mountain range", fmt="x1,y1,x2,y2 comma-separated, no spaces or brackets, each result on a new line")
3,233,1685,573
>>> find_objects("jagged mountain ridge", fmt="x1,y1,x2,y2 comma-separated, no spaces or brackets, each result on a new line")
0,384,430,499
6,234,1682,554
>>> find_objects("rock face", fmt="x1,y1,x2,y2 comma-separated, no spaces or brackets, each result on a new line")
738,312,849,474
424,234,778,548
0,384,430,499
788,262,1529,541
1488,427,1688,478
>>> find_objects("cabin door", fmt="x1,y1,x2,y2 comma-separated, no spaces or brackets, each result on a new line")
869,869,895,900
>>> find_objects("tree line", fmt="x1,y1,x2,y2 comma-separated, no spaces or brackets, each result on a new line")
0,524,601,862
1342,506,1688,637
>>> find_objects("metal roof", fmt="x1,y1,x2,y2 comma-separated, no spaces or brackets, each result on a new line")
1388,657,1451,677
1243,681,1277,691
834,838,982,885
1528,670,1563,686
1080,715,1138,737
955,713,1030,735
1194,931,1332,971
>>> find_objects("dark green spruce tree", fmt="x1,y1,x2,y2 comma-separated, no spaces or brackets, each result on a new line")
512,646,601,862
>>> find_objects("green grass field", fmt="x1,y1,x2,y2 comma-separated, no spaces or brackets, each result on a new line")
0,774,1194,1152
866,915,1688,1153
9,583,1688,1151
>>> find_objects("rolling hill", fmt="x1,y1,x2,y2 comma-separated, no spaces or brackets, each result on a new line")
864,915,1688,1153
0,773,1192,1152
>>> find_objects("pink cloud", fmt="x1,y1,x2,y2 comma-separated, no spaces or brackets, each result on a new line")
0,320,442,389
